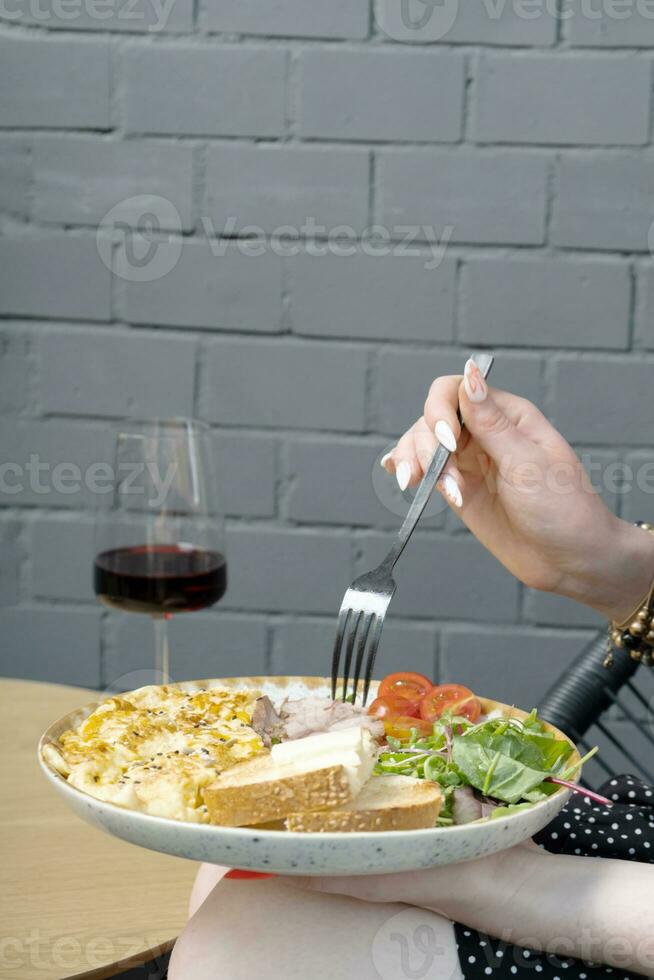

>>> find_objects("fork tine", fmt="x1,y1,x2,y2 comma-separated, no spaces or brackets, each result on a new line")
351,613,374,705
341,610,363,701
362,616,384,706
330,607,351,699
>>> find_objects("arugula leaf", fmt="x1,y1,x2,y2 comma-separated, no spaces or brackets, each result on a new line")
521,708,545,733
523,781,559,802
451,738,554,804
474,728,570,772
557,745,598,781
436,784,457,825
376,708,594,817
448,715,573,801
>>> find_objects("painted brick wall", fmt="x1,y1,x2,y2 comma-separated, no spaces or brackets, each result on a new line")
2,1,654,767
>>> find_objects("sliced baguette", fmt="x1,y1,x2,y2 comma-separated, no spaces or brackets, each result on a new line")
246,819,287,831
285,774,442,833
204,728,377,827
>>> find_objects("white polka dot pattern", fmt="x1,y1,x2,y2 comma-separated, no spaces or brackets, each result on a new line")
454,774,653,980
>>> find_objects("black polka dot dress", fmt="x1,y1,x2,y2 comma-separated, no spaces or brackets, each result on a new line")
453,776,654,979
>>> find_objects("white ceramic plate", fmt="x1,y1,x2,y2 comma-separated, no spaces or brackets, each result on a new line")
39,676,579,876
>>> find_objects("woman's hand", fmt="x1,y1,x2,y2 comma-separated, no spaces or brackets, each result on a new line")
286,841,537,923
285,842,654,975
383,359,654,623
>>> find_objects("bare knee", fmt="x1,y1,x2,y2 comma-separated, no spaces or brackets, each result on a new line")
169,878,462,980
187,863,228,918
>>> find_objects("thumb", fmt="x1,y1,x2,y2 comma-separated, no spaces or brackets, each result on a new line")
459,359,529,465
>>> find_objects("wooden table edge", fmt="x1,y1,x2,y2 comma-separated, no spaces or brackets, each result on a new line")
66,938,177,980
1,677,195,980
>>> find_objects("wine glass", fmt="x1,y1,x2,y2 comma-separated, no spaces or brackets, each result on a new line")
93,418,226,684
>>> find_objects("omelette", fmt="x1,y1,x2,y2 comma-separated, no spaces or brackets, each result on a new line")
43,685,265,823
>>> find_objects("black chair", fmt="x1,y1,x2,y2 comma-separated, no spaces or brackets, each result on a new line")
109,951,171,979
538,632,654,786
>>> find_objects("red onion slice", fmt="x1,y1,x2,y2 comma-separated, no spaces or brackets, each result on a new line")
547,777,612,806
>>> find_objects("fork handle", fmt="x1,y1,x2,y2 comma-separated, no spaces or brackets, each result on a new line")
381,353,495,571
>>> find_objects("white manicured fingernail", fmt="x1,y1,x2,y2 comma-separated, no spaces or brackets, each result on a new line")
441,473,463,508
380,452,393,469
434,420,457,453
464,358,487,404
396,461,411,492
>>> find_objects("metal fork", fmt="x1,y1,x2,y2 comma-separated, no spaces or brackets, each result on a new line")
331,352,495,705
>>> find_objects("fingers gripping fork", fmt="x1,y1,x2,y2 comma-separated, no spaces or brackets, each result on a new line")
330,353,495,705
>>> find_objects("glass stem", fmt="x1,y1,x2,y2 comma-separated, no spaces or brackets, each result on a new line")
153,614,170,683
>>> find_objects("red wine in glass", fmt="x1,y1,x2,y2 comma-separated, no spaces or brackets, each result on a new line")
93,418,225,684
94,544,227,615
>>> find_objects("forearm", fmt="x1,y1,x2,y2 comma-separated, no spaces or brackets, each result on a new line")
559,516,654,625
437,848,654,975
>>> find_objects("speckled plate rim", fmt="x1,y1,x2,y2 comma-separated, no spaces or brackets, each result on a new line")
38,676,581,874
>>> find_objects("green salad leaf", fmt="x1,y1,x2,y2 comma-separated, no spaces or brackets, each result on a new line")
452,738,555,804
375,708,593,819
490,801,535,819
450,715,574,803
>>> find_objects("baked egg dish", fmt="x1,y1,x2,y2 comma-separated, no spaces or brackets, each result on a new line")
42,685,265,823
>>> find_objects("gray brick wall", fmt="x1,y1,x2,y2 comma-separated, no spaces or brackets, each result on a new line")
298,48,466,141
474,53,651,146
33,136,196,229
376,149,549,246
2,2,654,779
123,44,288,137
0,36,111,129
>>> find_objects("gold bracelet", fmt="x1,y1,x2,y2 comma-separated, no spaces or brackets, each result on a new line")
605,521,654,668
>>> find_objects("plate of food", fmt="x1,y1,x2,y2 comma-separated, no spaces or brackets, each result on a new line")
38,672,592,876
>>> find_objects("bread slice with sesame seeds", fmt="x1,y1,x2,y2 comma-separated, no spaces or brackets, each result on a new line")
285,774,442,833
204,727,378,828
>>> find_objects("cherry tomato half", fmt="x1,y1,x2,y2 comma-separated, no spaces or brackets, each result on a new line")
378,671,433,703
384,715,433,741
419,684,481,723
453,697,482,723
368,694,421,720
